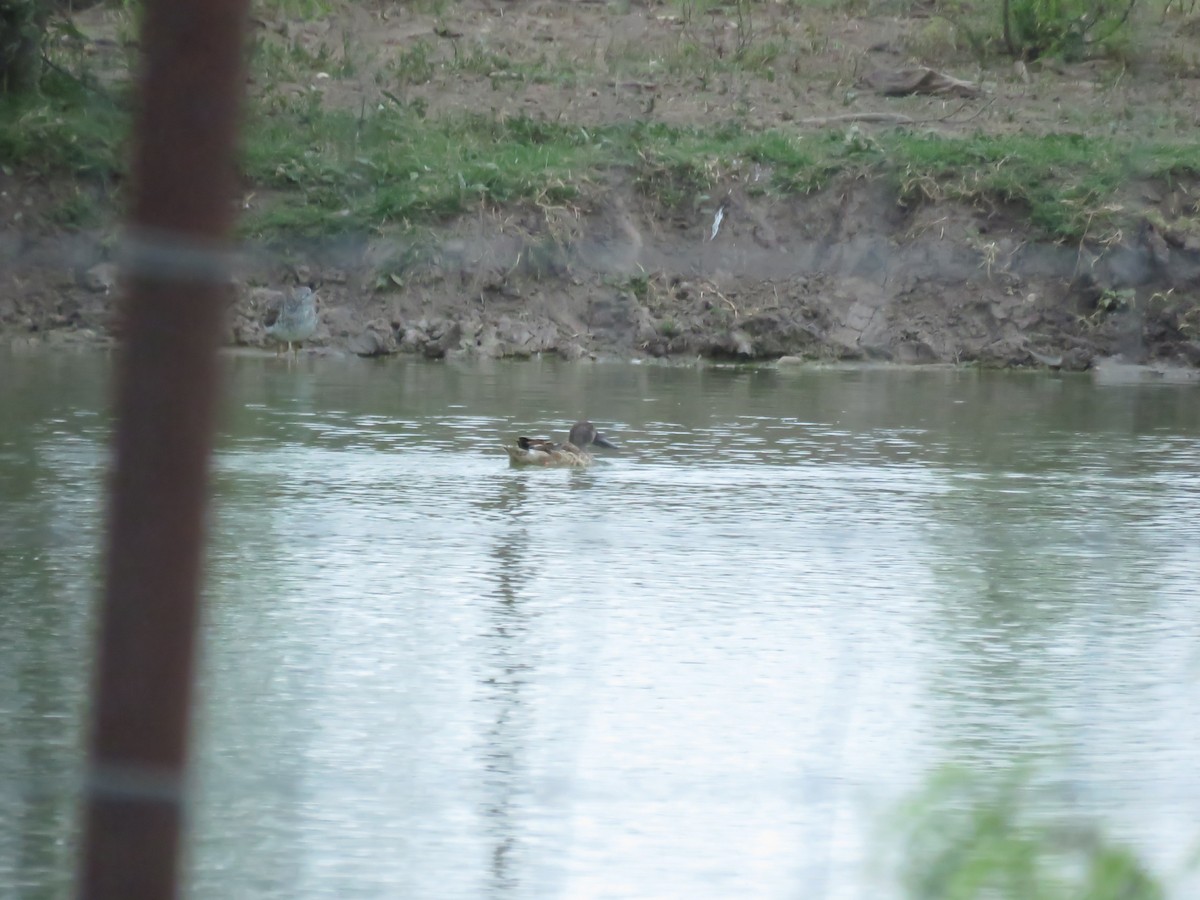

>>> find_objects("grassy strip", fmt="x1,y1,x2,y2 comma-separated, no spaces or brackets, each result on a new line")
889,131,1200,239
242,98,604,234
3,79,1199,241
236,104,1200,242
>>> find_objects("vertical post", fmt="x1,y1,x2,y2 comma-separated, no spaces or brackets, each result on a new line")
78,1,249,898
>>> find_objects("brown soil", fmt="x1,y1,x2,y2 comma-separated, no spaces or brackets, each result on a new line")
5,0,1200,370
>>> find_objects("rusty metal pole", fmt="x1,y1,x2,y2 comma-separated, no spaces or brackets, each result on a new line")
78,1,249,898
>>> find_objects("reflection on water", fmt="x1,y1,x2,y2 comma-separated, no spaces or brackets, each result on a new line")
2,351,1199,898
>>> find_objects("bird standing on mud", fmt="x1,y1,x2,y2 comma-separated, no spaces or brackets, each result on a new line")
265,285,318,358
504,421,618,467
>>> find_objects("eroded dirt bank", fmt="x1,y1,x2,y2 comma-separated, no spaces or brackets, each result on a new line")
6,179,1200,370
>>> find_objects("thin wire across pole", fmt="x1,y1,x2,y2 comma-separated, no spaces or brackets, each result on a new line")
78,1,249,897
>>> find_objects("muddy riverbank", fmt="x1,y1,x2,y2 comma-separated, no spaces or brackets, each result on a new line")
6,177,1200,370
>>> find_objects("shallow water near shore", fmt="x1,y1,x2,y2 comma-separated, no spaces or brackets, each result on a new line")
3,351,1199,897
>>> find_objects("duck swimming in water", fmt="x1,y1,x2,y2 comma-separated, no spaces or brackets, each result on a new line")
504,421,618,467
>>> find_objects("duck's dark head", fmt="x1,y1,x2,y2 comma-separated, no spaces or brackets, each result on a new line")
570,420,617,450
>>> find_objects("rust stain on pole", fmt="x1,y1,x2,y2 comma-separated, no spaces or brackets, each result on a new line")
79,0,249,898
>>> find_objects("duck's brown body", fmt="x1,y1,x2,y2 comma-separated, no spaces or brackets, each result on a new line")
504,421,617,467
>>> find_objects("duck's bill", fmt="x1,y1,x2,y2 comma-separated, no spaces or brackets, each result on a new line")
592,433,618,450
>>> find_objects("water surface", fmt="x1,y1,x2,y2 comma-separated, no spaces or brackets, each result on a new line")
2,351,1199,898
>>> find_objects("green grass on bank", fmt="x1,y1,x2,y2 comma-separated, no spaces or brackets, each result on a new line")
2,74,1199,242
0,76,127,183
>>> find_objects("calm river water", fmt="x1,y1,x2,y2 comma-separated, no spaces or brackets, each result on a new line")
2,350,1199,898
